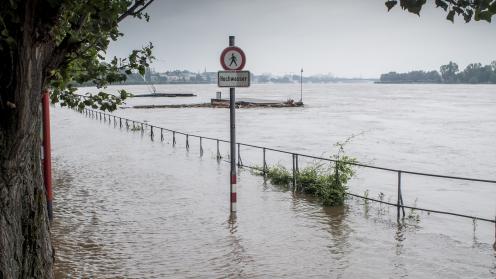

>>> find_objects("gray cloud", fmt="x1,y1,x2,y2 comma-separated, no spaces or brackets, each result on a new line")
108,0,496,78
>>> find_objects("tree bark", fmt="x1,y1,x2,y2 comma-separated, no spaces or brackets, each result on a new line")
0,7,54,277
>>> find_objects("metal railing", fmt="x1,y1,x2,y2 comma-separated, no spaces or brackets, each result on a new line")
78,108,496,224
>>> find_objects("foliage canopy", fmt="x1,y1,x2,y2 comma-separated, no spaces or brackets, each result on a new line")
385,0,496,22
0,0,156,112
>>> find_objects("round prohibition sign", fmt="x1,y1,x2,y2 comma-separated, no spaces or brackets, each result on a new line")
220,46,246,71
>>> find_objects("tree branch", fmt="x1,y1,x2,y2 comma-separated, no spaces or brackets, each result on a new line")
45,13,88,73
117,0,155,23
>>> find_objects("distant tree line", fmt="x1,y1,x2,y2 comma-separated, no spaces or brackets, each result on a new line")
380,61,496,84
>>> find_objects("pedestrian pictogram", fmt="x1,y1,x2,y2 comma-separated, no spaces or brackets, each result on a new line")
220,46,246,71
230,53,238,67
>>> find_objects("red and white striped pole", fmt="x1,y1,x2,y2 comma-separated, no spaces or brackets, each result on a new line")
229,35,237,213
42,90,53,221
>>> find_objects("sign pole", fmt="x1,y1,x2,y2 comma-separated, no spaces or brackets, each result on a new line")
229,35,237,213
219,36,248,213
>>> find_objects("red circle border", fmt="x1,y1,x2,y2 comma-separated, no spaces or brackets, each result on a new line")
220,46,246,71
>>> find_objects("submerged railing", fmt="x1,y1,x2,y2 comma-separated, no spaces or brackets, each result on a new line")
78,108,496,225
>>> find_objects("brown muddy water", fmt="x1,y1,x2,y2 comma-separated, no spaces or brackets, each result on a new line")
52,84,496,278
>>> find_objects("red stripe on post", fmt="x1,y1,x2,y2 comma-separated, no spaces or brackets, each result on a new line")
231,175,237,184
231,193,237,203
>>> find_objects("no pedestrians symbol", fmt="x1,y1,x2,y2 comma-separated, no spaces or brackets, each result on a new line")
220,46,246,71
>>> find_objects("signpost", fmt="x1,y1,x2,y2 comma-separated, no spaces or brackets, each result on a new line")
219,36,250,213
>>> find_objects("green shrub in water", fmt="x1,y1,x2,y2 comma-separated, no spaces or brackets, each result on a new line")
265,165,293,185
253,137,358,207
256,155,356,207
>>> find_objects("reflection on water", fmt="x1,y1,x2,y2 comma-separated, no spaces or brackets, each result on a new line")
52,84,496,278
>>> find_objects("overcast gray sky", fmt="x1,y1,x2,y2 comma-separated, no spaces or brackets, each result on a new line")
108,0,496,78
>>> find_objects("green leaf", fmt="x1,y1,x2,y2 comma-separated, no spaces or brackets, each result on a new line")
400,0,426,15
479,11,493,22
464,9,474,23
435,0,448,11
385,0,398,11
490,3,496,13
138,65,145,76
447,10,455,22
453,7,464,15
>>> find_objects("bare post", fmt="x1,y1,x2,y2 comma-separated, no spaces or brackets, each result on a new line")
216,139,221,161
295,154,299,189
237,143,242,167
300,68,303,102
263,148,267,175
493,216,496,251
335,160,340,188
292,154,296,188
397,171,402,220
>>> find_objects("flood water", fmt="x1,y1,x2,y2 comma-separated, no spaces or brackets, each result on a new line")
52,83,496,278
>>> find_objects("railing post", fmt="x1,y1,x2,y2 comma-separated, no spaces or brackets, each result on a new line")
216,140,221,161
150,126,154,141
263,148,267,175
295,154,299,189
397,171,402,220
161,128,164,141
173,131,176,146
186,134,189,150
493,216,496,251
200,137,203,157
292,154,296,188
120,118,122,128
237,143,242,167
335,160,340,187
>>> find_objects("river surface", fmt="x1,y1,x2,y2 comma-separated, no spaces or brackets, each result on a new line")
52,83,496,278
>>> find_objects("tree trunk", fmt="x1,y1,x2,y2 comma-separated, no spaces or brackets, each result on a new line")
0,34,54,278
